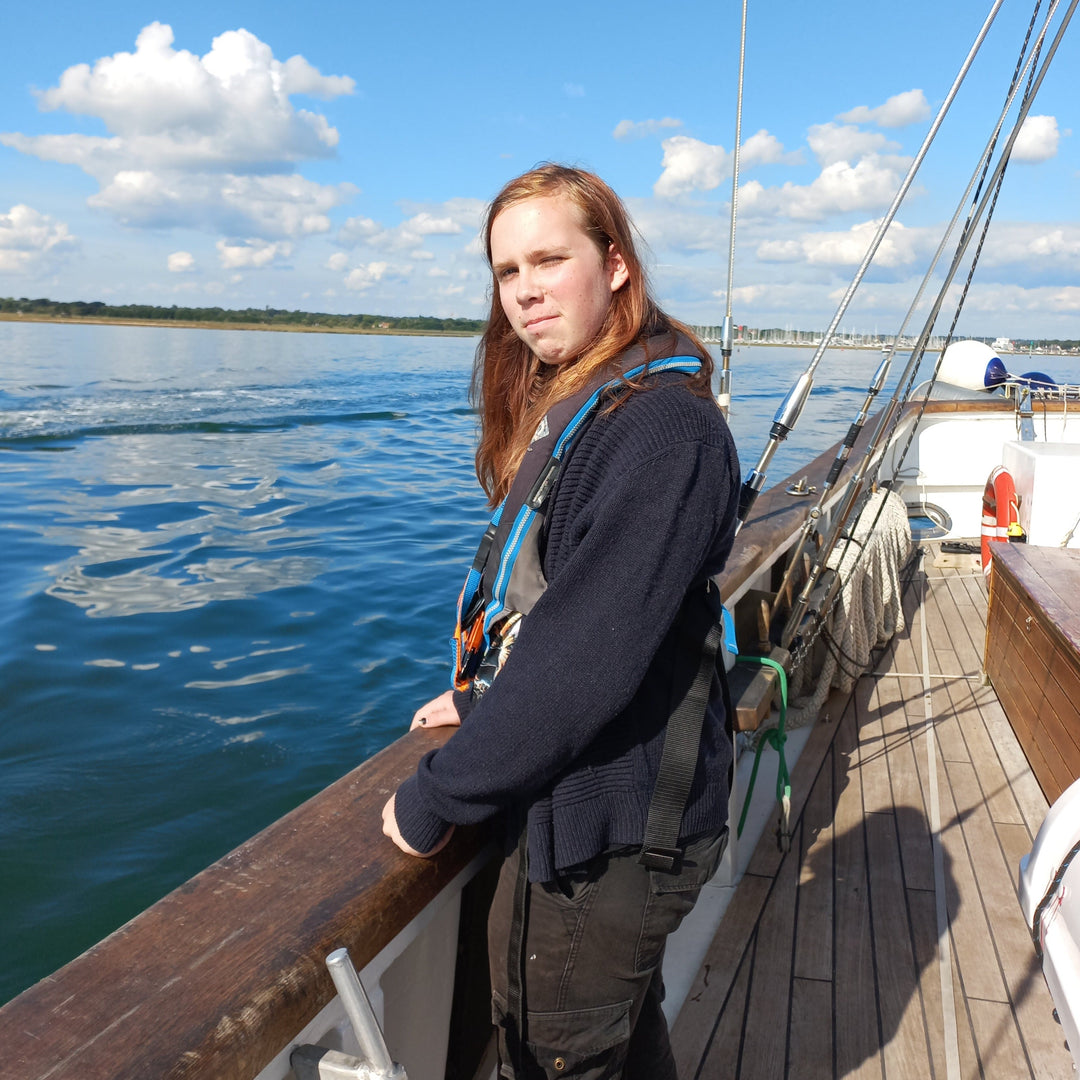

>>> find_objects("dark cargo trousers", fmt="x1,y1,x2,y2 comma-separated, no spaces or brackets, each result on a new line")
488,829,727,1080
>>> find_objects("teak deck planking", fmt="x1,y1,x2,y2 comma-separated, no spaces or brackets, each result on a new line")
671,542,1075,1079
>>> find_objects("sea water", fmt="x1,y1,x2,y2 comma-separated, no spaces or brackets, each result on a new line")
1,320,1077,1004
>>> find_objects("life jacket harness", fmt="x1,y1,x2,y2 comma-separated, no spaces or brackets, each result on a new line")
450,350,731,873
452,354,705,695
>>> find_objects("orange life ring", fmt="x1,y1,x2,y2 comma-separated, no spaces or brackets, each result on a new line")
981,466,1019,577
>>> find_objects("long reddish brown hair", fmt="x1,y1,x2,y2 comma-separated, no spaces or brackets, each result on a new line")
473,164,713,504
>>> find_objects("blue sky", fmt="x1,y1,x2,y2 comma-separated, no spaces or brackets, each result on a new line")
1,0,1077,338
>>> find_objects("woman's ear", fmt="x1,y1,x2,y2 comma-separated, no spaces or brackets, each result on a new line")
607,244,630,293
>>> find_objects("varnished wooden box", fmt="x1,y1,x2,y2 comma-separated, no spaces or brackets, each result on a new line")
985,543,1080,804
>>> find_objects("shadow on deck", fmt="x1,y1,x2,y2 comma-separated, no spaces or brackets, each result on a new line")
671,543,1074,1079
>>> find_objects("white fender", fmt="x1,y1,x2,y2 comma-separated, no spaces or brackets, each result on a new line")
1019,775,1080,1069
938,339,1007,391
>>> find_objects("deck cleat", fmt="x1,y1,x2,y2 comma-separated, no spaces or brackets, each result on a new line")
785,476,816,497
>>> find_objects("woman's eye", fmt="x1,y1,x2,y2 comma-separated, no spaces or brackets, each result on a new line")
499,267,517,280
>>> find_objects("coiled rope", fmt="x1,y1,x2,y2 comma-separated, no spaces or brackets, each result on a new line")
785,490,912,728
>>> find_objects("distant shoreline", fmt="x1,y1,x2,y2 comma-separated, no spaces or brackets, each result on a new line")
0,314,903,350
0,312,481,338
3,313,1074,357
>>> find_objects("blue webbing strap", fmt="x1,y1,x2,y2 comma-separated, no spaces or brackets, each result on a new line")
484,358,702,636
455,356,703,683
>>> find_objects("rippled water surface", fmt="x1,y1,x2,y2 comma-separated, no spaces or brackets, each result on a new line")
2,320,1077,1003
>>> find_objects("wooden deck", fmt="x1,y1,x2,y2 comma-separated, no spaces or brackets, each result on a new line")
671,542,1075,1079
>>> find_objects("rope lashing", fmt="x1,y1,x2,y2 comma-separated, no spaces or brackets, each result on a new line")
735,655,792,852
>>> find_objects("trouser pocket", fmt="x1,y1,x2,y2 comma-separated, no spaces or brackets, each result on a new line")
492,991,632,1079
636,828,728,973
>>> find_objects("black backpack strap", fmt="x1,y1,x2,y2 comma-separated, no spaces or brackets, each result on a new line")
639,583,725,873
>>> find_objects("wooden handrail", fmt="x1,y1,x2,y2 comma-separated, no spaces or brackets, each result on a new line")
0,728,488,1080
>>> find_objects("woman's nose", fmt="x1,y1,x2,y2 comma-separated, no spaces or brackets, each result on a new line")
515,267,542,304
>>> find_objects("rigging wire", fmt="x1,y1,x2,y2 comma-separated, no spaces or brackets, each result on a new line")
774,0,1058,641
885,0,1070,485
734,0,1008,532
780,0,1077,661
718,0,750,419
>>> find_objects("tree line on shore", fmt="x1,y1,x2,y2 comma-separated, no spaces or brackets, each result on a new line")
0,297,486,335
3,296,1078,353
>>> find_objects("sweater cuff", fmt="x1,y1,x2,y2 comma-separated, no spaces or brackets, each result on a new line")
394,766,451,854
453,686,475,723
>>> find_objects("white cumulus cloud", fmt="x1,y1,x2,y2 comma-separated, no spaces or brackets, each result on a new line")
1011,115,1059,163
758,219,920,268
338,216,383,247
944,282,1080,318
740,155,907,222
0,204,78,273
216,238,293,269
0,23,355,238
654,136,731,197
1029,227,1080,258
807,123,899,167
167,250,195,272
625,198,729,254
839,89,930,128
653,130,797,198
613,117,683,141
344,261,390,290
1048,286,1080,311
979,223,1080,269
406,212,461,236
337,199,484,255
741,129,802,167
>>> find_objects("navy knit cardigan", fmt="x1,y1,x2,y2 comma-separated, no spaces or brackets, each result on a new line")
393,355,741,882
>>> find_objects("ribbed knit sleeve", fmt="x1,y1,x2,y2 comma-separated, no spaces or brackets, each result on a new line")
393,378,739,860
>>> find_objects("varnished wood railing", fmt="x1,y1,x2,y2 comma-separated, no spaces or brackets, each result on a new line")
0,395,1025,1080
0,728,488,1080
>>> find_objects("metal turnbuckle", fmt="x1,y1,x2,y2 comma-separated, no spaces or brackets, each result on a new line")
291,948,407,1080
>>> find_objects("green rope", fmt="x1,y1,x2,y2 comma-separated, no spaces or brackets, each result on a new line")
735,655,792,840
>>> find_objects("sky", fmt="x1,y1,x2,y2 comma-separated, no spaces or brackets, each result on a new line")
1,0,1077,339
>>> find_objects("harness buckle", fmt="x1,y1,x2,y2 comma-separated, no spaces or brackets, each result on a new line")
528,460,562,510
638,845,683,873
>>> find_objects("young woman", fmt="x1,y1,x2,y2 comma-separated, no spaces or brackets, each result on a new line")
382,164,740,1079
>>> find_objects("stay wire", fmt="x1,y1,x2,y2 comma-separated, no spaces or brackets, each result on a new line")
785,0,1074,663
890,0,1067,482
718,0,750,415
724,0,748,326
768,0,1043,623
734,0,1009,531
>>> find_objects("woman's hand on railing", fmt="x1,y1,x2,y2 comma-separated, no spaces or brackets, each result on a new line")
410,689,461,730
381,794,455,857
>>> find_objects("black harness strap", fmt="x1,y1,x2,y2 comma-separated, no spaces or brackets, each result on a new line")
638,585,725,873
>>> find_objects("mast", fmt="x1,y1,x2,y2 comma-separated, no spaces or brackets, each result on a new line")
718,0,749,418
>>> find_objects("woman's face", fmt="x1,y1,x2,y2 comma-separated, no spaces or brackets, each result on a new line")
489,195,629,366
